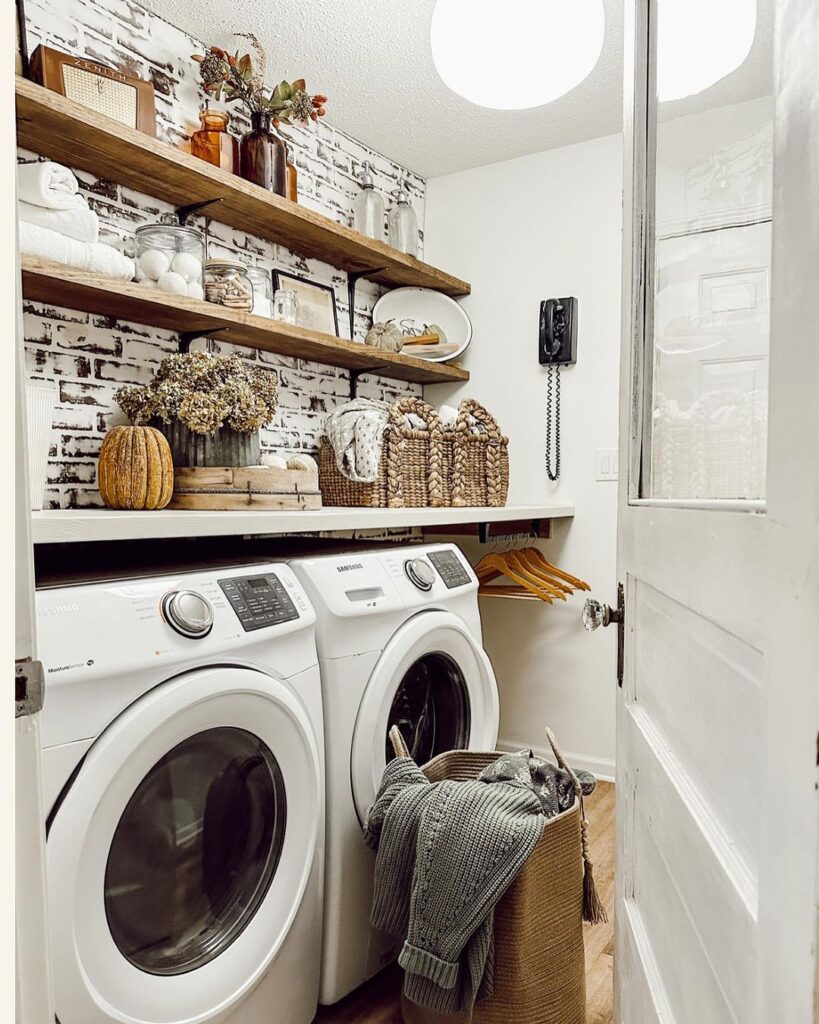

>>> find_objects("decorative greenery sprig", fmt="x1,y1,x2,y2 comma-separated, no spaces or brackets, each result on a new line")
193,34,327,125
116,352,279,435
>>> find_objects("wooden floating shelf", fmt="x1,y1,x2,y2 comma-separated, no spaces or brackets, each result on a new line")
29,504,576,545
16,78,470,296
21,257,470,386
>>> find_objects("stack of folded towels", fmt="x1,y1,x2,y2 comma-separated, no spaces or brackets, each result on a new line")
18,161,134,281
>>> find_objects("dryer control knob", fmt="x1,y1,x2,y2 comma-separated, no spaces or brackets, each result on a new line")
162,590,214,639
404,558,435,591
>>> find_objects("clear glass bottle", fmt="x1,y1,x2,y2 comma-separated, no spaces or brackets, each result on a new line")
354,161,385,241
388,180,418,256
191,108,239,174
246,267,273,317
273,288,299,324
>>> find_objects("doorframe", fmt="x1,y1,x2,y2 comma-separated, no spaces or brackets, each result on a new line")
756,0,819,1019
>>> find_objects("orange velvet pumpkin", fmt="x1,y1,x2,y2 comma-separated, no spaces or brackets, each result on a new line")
98,426,173,510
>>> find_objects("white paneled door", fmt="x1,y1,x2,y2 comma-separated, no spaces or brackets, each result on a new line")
616,1,819,1022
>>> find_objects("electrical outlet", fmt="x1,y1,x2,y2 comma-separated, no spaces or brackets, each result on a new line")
595,448,619,481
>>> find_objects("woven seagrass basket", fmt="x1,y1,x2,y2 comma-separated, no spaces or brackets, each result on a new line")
446,399,509,508
394,730,587,1024
319,396,446,508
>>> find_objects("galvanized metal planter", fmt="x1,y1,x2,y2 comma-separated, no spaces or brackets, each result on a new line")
154,420,261,468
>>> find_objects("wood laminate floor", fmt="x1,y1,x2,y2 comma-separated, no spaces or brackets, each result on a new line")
314,781,616,1024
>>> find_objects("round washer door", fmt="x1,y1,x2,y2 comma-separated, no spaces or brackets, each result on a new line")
47,666,321,1024
350,610,499,824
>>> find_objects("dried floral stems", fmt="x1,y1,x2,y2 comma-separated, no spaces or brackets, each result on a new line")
116,352,279,436
193,35,327,126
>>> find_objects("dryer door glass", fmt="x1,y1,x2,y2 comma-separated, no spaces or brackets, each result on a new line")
385,652,471,764
104,726,286,975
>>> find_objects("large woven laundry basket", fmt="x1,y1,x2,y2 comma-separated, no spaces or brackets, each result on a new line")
446,399,509,508
395,731,588,1024
319,396,446,508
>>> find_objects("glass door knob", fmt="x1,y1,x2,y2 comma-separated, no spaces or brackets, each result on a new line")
582,598,619,631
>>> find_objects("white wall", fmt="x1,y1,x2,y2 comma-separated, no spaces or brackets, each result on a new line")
424,133,623,776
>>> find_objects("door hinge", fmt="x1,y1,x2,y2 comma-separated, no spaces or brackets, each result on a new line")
15,658,45,718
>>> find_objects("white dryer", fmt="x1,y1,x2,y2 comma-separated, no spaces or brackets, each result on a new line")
37,563,324,1024
290,543,499,1004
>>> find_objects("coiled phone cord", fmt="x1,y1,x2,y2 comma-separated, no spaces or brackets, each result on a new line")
545,362,561,481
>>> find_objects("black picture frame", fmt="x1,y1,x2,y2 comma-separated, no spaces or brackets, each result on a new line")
272,270,339,337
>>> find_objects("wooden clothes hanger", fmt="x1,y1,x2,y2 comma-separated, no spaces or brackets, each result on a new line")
475,552,555,603
475,545,590,603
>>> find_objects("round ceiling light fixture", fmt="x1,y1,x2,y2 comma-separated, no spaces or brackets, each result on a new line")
430,0,605,110
657,0,757,102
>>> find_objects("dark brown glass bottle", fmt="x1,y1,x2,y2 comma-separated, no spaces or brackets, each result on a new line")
239,111,286,196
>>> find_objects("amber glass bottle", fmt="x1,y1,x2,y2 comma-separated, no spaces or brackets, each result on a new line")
191,109,238,174
284,143,298,203
240,111,287,196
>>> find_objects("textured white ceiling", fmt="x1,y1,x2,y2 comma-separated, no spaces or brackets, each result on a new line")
144,0,773,179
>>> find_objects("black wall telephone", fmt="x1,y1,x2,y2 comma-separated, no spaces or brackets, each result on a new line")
538,297,578,481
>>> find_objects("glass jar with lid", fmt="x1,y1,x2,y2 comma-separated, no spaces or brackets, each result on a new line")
246,267,273,318
203,259,254,312
191,108,239,174
135,224,205,299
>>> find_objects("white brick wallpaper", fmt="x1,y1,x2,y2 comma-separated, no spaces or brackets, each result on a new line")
20,0,427,508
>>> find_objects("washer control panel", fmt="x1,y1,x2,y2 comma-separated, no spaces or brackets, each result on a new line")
428,549,472,589
162,590,214,639
218,573,300,632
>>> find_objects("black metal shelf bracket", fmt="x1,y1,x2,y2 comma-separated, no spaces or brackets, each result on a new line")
179,327,228,353
348,364,391,400
175,198,224,225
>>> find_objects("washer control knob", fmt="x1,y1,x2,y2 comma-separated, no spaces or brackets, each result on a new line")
404,558,435,591
162,590,214,639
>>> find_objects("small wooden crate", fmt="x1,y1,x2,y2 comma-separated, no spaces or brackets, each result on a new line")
168,465,321,511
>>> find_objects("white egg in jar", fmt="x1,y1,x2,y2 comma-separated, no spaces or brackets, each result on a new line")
171,252,203,283
187,281,204,300
138,248,171,282
157,271,189,296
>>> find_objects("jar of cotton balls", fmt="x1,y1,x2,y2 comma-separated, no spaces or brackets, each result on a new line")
135,224,205,300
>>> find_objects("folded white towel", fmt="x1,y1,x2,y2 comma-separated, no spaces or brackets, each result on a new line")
17,161,84,211
19,222,134,281
19,199,99,244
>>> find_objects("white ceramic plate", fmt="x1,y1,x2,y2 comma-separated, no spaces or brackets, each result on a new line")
372,288,472,363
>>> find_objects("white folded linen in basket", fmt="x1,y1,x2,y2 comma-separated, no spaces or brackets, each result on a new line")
19,222,135,281
17,161,84,210
19,199,99,244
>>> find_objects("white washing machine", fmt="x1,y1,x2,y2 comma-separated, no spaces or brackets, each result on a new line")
290,543,499,1004
36,563,324,1024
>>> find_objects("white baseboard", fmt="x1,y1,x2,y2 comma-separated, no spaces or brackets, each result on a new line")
496,738,616,784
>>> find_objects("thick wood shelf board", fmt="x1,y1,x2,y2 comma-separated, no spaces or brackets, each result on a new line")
21,257,470,386
16,78,470,296
31,504,575,544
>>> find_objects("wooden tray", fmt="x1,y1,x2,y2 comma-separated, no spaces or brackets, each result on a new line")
169,465,322,511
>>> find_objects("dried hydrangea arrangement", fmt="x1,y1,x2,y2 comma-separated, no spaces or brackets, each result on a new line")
115,352,278,435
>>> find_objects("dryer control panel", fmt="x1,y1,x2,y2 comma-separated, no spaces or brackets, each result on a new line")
218,573,300,631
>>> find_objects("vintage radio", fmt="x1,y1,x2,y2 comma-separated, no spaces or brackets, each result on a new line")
30,45,156,136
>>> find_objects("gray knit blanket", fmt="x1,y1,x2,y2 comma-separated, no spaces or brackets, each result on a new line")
363,751,595,1015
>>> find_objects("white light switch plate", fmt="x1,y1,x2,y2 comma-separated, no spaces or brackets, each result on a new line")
595,448,619,481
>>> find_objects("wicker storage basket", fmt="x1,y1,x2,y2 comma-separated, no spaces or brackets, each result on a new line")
319,397,446,508
394,731,588,1024
447,399,509,508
